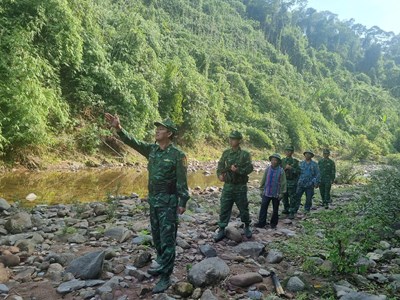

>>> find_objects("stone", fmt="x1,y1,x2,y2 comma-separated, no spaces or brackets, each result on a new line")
0,283,9,294
176,237,191,249
286,276,305,292
0,265,10,282
0,198,10,211
199,244,217,258
25,193,37,201
65,250,105,279
14,239,35,254
192,287,202,299
133,251,152,268
67,233,86,244
45,263,64,282
4,212,32,234
104,227,132,243
188,257,230,287
229,272,263,287
379,241,391,250
340,292,387,300
367,273,388,284
320,260,333,273
56,279,86,294
173,281,194,297
132,235,152,245
258,269,271,277
247,290,264,300
225,226,243,243
266,249,283,264
233,242,265,258
200,289,218,300
0,254,20,267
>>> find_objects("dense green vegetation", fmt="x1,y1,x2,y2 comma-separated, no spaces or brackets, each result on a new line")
1,0,400,160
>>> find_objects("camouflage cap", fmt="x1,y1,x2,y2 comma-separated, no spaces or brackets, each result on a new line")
269,153,282,162
229,130,243,140
303,149,315,157
323,149,330,154
154,118,177,133
285,145,294,151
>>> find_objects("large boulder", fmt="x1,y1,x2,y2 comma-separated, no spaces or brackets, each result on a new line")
5,212,32,234
65,250,105,279
188,257,230,287
233,242,265,258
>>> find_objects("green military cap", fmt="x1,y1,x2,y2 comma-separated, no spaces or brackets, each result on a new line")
269,153,282,162
285,145,294,151
229,130,243,140
323,149,330,154
303,149,314,157
154,118,177,133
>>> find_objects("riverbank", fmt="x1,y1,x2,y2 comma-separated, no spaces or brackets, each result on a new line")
0,180,398,300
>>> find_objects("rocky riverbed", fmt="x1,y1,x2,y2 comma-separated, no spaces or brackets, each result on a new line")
0,168,399,299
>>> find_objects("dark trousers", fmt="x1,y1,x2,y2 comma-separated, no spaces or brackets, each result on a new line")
319,182,332,205
282,183,298,213
218,184,250,228
257,195,280,227
296,186,314,211
150,205,178,276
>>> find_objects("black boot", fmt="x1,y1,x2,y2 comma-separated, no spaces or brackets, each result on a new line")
152,275,171,293
213,228,225,242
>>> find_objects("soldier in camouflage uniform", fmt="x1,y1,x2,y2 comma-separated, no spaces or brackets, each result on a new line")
105,113,189,294
318,149,336,208
281,146,300,219
214,131,254,242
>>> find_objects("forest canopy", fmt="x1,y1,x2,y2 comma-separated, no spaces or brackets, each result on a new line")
1,0,400,158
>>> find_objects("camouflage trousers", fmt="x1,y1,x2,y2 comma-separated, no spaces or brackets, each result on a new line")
218,183,250,228
319,181,332,205
282,182,298,214
149,204,178,276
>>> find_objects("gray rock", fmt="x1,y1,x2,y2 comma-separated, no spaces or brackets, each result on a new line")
65,250,105,279
379,241,391,250
0,283,9,293
199,244,217,258
85,279,105,287
14,239,35,254
266,249,283,264
4,212,32,234
286,276,305,292
0,254,20,267
320,260,333,273
132,235,152,245
45,252,75,266
367,273,388,284
179,214,196,223
104,227,132,243
307,256,324,266
0,198,10,211
200,289,218,300
56,279,86,294
334,284,356,298
225,226,243,243
229,272,263,287
45,263,64,281
340,292,387,300
247,290,263,300
133,251,152,268
67,233,86,244
355,257,376,270
188,257,230,287
192,287,202,299
233,242,265,258
176,237,191,249
352,274,370,287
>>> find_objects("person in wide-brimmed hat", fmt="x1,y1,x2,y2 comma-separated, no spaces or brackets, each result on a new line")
214,130,254,242
318,149,336,209
105,113,189,294
296,149,320,214
281,146,300,219
255,153,287,229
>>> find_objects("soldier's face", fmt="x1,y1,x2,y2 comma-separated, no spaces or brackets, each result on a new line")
229,138,240,148
323,153,329,158
285,150,293,157
304,153,313,160
155,126,172,141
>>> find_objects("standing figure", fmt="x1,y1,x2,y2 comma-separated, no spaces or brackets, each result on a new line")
281,146,300,219
296,150,320,213
255,153,287,229
214,131,254,242
105,113,189,294
318,149,336,208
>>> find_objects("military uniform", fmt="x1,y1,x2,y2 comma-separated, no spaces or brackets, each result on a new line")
117,120,189,282
318,149,336,208
215,131,253,241
296,150,320,212
281,146,300,217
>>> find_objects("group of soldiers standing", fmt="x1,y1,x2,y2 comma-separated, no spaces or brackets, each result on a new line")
104,114,336,293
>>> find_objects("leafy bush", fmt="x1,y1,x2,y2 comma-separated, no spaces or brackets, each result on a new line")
76,123,104,155
245,127,273,149
335,161,361,184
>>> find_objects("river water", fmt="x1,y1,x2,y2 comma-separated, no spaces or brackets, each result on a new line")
0,168,263,206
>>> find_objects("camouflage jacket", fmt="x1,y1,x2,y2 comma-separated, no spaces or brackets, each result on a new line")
281,156,300,182
217,147,253,184
318,158,336,183
118,129,190,208
298,160,320,188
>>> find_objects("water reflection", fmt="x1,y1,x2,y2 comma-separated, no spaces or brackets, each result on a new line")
0,168,263,205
